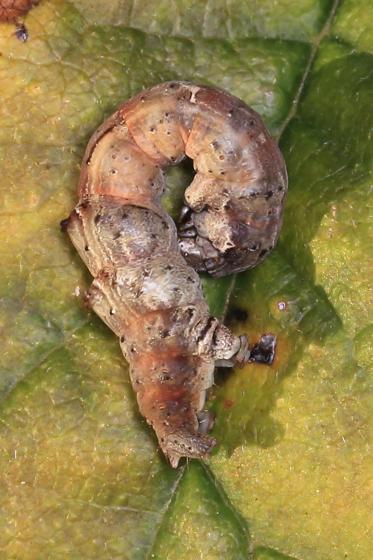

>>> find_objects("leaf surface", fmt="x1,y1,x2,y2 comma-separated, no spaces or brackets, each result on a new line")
0,1,372,558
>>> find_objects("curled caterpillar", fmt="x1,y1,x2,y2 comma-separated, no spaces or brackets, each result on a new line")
62,81,287,467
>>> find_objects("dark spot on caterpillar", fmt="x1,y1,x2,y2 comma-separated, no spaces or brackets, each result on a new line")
197,317,215,343
98,268,111,280
84,245,89,251
205,258,218,271
266,190,273,198
60,217,70,232
259,249,268,257
185,308,195,321
109,308,115,315
120,336,125,342
160,330,170,338
94,214,101,224
113,231,122,240
211,327,218,346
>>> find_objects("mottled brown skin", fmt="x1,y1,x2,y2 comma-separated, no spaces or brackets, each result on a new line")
63,82,287,467
0,0,37,22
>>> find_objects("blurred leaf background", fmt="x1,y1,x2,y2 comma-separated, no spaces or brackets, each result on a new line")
0,0,372,558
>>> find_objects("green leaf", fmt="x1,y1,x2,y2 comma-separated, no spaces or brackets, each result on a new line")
0,0,372,558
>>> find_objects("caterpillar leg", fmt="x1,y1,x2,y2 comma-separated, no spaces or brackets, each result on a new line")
210,324,277,367
178,205,226,275
197,410,215,434
247,334,277,365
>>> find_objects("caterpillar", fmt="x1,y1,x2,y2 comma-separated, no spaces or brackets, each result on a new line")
62,81,287,468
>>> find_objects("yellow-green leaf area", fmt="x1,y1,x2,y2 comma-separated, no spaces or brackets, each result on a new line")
70,0,333,42
333,0,373,52
150,462,249,559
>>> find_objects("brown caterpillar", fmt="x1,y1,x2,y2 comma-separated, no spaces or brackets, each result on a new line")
62,82,287,468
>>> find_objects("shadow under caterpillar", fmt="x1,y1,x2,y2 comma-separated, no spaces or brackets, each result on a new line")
62,81,287,467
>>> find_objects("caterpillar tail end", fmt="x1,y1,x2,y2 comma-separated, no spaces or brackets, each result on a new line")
162,431,217,469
